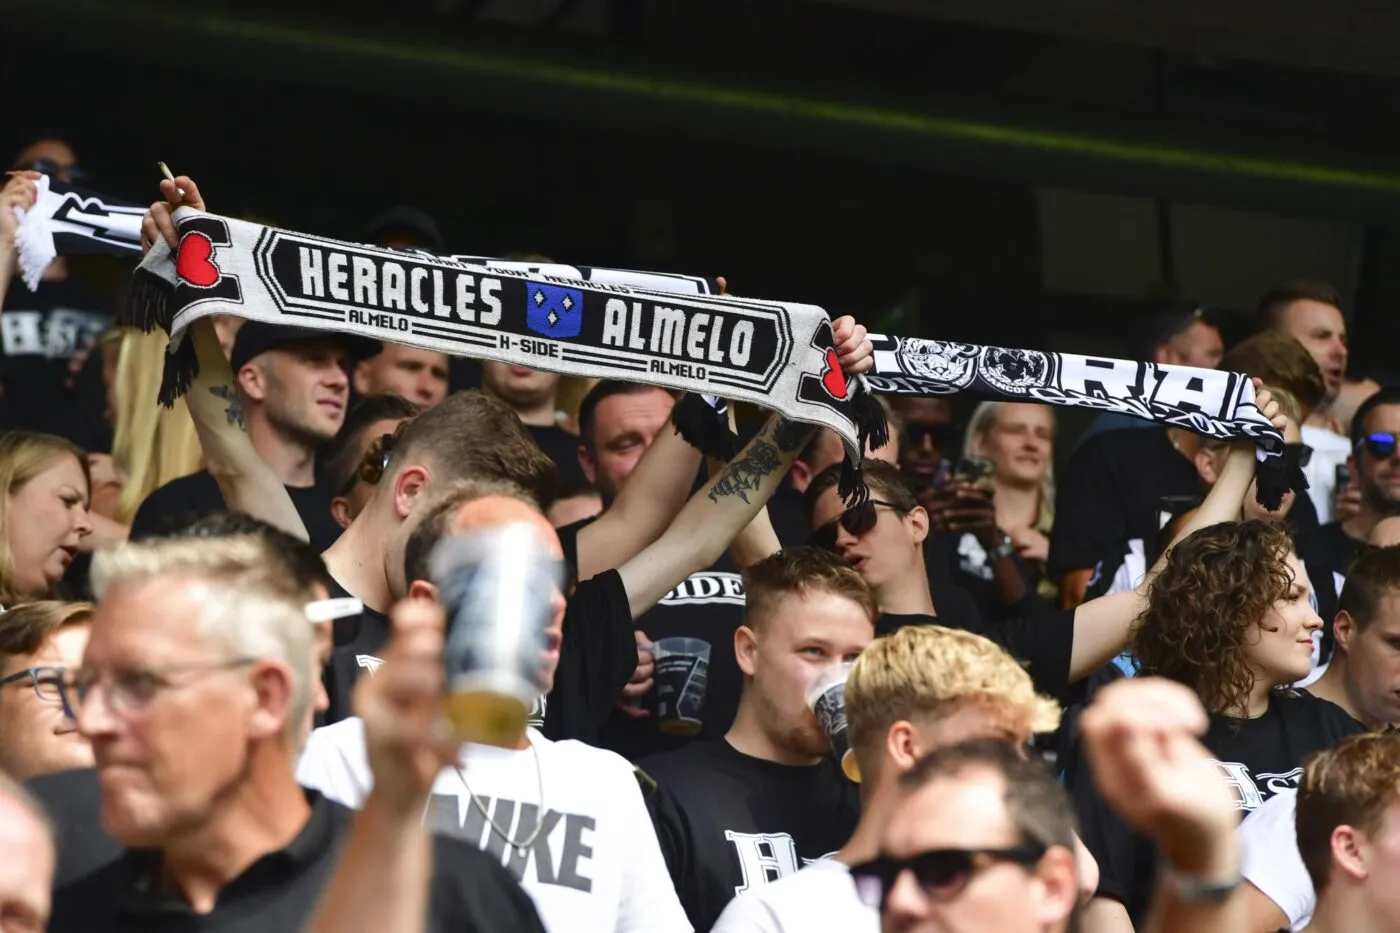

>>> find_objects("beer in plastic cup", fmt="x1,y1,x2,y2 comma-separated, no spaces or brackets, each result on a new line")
808,668,860,782
653,637,710,736
431,523,563,748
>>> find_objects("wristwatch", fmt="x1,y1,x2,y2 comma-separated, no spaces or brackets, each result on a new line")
988,533,1017,561
1160,864,1242,904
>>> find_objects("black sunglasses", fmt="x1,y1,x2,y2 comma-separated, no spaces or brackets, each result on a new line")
1360,432,1399,460
17,158,89,185
901,421,960,452
850,847,1046,910
809,499,902,551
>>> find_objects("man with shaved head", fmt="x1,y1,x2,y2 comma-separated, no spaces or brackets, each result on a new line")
0,771,54,931
297,478,691,933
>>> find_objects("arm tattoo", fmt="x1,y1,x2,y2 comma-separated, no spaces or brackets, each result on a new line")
208,384,247,431
708,440,781,504
773,417,810,453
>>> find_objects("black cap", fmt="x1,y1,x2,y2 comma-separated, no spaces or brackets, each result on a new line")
365,206,445,253
230,322,382,373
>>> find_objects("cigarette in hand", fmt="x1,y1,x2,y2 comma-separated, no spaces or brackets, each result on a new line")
158,162,186,198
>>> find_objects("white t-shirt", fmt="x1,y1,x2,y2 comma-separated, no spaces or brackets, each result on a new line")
297,720,691,933
1301,424,1351,525
1240,789,1312,931
710,859,874,933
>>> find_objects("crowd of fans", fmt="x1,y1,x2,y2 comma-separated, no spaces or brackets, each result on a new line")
2,133,1400,933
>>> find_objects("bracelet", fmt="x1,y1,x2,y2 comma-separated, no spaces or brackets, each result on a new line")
1160,864,1242,904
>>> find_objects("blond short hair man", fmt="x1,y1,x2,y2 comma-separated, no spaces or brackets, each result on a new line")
711,624,1074,932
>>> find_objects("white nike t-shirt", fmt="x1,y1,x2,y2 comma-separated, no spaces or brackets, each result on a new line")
1240,789,1312,931
297,720,690,933
710,859,874,933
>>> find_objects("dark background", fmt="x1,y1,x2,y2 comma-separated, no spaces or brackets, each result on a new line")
6,0,1400,417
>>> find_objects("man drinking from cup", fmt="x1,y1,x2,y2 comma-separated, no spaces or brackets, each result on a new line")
638,547,875,933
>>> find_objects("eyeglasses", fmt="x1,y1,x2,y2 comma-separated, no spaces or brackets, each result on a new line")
16,158,89,185
901,422,958,452
1360,432,1400,460
850,846,1046,910
70,658,256,716
0,666,75,720
353,419,413,492
809,499,902,551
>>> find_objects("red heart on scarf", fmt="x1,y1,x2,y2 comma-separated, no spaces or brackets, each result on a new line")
821,348,849,400
176,232,220,288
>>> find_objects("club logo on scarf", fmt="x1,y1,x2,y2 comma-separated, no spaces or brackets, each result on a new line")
525,282,583,339
978,347,1050,395
896,339,978,393
797,321,856,420
174,217,243,307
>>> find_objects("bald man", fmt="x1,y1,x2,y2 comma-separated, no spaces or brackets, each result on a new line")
0,772,55,930
297,478,690,933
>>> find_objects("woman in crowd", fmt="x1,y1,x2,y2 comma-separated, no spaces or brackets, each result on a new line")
0,432,95,607
933,401,1058,619
1075,519,1365,927
108,328,202,525
0,601,92,780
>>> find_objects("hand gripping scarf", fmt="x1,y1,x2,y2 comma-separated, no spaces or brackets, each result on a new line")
11,175,145,290
123,210,886,500
432,255,1296,509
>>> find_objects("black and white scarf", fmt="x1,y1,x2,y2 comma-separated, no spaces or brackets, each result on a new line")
12,175,144,290
125,209,884,498
123,211,1291,507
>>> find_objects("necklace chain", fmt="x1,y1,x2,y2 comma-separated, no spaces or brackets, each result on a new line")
455,737,546,855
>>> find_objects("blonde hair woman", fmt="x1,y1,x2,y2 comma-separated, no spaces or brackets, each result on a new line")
109,328,202,524
0,432,94,608
962,402,1057,563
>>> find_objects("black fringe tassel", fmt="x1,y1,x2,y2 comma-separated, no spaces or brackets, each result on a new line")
850,378,889,457
670,393,739,461
156,338,200,408
122,267,175,335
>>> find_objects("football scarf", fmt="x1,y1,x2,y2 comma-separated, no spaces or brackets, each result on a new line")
431,256,1294,508
12,175,145,290
124,209,884,499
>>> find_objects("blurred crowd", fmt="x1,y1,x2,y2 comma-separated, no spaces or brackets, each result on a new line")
0,134,1397,933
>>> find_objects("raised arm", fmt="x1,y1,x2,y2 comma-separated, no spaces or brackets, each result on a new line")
0,171,40,302
140,177,306,541
1065,385,1281,681
576,316,871,581
617,414,815,618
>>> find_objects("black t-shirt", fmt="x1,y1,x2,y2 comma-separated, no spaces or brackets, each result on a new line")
1048,428,1200,579
598,554,748,762
322,580,392,726
26,767,121,888
1073,690,1364,926
639,739,861,933
877,608,1076,703
129,470,343,554
543,569,639,746
528,423,586,488
46,790,546,933
1,277,112,451
939,530,1051,624
1314,521,1370,591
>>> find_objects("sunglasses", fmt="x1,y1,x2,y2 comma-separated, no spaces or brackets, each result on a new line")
850,846,1046,910
1360,432,1399,460
17,158,89,185
808,499,902,551
902,421,959,452
347,420,413,494
1286,442,1313,469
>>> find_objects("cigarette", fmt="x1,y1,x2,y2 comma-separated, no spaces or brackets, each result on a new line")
158,162,186,197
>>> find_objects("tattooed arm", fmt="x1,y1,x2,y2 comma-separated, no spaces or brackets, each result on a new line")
723,414,807,569
184,316,309,540
616,414,815,619
573,412,704,583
